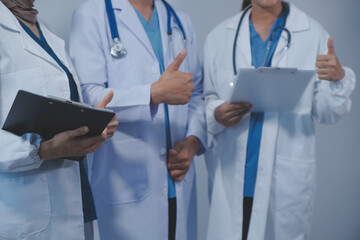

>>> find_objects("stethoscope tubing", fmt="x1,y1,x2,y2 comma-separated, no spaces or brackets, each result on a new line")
105,0,187,56
232,3,291,75
105,0,119,40
161,0,186,39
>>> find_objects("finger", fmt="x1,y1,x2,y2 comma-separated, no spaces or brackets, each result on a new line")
95,91,114,109
107,126,118,132
66,126,89,139
317,69,333,75
224,107,251,119
169,149,178,156
224,106,243,113
170,140,186,156
316,61,332,68
166,49,187,71
168,154,187,164
105,126,117,136
233,102,252,108
170,170,186,181
318,74,330,80
107,119,119,128
168,162,189,171
327,37,335,55
225,115,242,127
174,175,185,182
316,55,330,62
224,104,249,113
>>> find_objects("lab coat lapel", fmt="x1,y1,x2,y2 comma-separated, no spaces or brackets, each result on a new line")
0,3,62,71
0,2,20,33
155,0,169,68
272,3,310,67
272,33,289,67
227,10,252,69
21,24,66,73
39,22,84,101
113,0,156,59
39,22,69,70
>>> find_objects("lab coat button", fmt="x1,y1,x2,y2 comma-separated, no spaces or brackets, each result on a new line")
162,188,168,196
152,67,158,74
160,148,167,156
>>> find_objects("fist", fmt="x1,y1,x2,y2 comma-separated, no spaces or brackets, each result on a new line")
151,49,194,105
316,37,345,82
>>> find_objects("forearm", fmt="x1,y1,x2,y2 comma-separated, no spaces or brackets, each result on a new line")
313,67,356,124
82,84,158,122
186,93,207,154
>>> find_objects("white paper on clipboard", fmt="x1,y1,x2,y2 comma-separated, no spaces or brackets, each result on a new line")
228,67,315,112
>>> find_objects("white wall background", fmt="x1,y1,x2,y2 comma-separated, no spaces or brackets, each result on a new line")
35,0,360,239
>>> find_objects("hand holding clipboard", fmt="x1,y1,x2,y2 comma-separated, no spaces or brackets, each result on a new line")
2,90,118,160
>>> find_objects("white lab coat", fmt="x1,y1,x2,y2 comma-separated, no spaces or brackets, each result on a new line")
69,0,206,239
0,3,86,240
204,4,356,240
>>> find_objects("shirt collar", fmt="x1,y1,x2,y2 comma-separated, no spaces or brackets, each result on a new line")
227,2,310,33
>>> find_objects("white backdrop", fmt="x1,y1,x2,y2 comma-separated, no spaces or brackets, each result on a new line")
35,0,360,239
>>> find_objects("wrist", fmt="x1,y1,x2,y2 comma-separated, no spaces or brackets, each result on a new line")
38,140,55,160
187,135,200,148
150,81,162,105
335,67,345,82
214,106,222,124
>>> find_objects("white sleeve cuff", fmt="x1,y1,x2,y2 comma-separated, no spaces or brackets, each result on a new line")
328,67,356,97
206,99,226,136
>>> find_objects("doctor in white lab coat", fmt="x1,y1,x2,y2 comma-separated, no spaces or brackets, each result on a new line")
204,1,356,240
0,1,117,239
69,0,206,239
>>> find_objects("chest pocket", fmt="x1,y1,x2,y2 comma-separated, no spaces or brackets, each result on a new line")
0,68,46,122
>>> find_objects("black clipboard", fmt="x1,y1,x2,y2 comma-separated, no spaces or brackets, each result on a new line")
2,90,115,140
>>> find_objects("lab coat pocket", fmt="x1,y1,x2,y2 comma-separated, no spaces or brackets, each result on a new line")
0,68,45,122
0,173,51,239
100,139,150,205
271,156,315,222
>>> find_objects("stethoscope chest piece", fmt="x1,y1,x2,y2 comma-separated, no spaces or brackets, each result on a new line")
111,38,127,58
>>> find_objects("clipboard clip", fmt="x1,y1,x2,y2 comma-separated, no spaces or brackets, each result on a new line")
257,67,298,74
48,95,92,108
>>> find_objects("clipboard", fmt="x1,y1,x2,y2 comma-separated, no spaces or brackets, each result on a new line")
2,90,115,140
229,67,315,112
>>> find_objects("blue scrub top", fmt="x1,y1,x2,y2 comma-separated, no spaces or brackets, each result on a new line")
19,20,97,223
244,10,286,198
135,7,176,199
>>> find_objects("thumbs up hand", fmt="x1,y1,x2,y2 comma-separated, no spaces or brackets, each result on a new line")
151,49,194,105
316,37,345,82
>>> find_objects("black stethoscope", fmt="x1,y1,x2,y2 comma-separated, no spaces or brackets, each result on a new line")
105,0,187,58
232,2,291,75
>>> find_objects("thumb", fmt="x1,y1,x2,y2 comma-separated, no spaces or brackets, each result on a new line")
166,49,187,71
95,91,114,109
169,149,178,156
170,140,186,155
327,37,335,55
